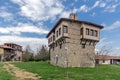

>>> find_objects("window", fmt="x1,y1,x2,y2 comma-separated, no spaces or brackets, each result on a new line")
94,30,98,37
85,28,98,37
60,44,62,49
48,38,50,43
53,35,55,41
48,37,52,43
90,29,94,36
103,60,105,63
82,44,85,48
51,36,52,42
63,26,68,33
80,28,83,35
86,28,89,35
56,30,58,37
59,28,61,35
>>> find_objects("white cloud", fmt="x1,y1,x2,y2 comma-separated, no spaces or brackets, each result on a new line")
70,5,90,13
60,11,70,18
11,0,64,21
74,0,119,13
0,6,13,20
0,35,48,53
100,2,106,7
96,37,120,56
96,38,112,48
103,0,120,13
95,38,113,55
0,23,49,35
73,8,78,13
103,21,120,30
79,5,90,12
75,1,106,13
105,3,119,12
112,47,120,56
92,1,100,8
92,1,106,9
0,11,12,18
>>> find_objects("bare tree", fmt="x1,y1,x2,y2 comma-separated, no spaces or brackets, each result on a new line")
86,43,112,66
95,45,112,64
22,45,34,61
97,45,112,56
34,45,49,61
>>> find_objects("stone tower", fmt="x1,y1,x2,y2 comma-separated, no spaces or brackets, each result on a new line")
46,13,103,67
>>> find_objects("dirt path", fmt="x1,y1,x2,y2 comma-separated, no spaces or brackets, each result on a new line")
3,62,41,80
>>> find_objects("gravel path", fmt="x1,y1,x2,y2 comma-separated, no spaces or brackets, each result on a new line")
3,62,41,80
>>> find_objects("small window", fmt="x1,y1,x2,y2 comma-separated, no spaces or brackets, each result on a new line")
51,36,52,42
63,26,68,33
49,37,51,42
103,60,105,63
48,38,50,43
90,29,94,36
94,30,98,37
60,44,62,49
82,44,85,48
80,28,83,35
56,30,58,37
53,35,55,41
86,28,89,35
59,28,61,35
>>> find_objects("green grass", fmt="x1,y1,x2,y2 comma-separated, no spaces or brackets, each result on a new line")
0,63,16,80
12,62,120,80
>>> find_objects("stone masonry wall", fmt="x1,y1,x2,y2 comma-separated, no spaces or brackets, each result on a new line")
50,20,98,67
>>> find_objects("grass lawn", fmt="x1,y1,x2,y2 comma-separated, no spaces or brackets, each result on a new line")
13,62,120,80
0,63,16,80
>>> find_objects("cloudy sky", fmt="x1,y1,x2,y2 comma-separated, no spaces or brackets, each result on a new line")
0,0,120,55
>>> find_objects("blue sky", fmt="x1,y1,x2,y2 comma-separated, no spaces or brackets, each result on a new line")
0,0,120,55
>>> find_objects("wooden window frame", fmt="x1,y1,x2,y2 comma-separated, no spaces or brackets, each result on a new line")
86,28,89,35
59,28,61,35
56,30,58,37
90,29,94,36
94,30,98,37
53,35,55,41
63,26,68,33
80,28,83,35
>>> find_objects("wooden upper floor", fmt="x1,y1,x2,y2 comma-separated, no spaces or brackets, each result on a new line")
47,13,103,46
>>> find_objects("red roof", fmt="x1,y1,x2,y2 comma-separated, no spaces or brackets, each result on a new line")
0,45,14,50
46,18,104,37
4,42,22,47
95,55,120,60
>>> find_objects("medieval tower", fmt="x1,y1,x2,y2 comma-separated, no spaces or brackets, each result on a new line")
46,13,103,67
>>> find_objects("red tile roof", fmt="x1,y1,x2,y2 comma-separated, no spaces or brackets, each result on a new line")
4,42,22,47
95,55,120,60
0,45,14,49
